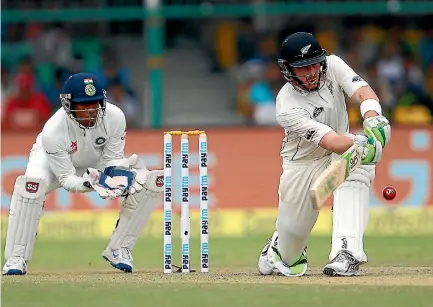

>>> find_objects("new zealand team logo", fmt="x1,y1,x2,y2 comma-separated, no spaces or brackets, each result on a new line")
313,107,324,118
300,44,311,57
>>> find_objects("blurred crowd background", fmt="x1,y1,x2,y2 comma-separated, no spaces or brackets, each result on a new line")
1,0,433,131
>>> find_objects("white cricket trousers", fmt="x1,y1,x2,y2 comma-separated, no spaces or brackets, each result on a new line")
277,154,375,265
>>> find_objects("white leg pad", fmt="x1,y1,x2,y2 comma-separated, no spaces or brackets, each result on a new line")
106,192,160,251
5,176,46,261
330,165,375,263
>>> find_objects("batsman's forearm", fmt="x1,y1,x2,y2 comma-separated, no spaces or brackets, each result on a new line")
319,131,353,155
327,136,354,155
351,86,379,105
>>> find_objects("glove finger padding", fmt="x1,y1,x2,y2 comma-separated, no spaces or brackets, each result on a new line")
143,170,164,195
83,168,121,199
374,140,383,163
103,166,136,196
134,168,148,186
127,154,147,170
363,116,391,148
352,134,382,165
130,179,144,195
361,138,383,165
352,134,368,148
123,154,149,195
120,154,163,197
128,167,149,195
130,170,164,197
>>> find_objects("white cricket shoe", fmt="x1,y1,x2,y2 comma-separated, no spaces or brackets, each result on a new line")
102,247,133,273
258,231,279,275
3,256,27,275
323,250,361,276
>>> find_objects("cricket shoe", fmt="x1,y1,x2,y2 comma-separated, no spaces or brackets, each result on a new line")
258,231,279,275
3,256,27,275
102,247,133,272
272,244,308,277
323,250,361,276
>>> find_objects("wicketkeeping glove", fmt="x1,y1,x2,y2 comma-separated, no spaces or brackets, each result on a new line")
125,154,164,197
82,168,127,199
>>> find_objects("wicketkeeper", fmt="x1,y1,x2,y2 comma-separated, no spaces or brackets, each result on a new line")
3,72,163,275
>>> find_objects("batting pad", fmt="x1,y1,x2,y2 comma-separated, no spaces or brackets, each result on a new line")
330,179,370,263
5,176,46,260
107,192,160,251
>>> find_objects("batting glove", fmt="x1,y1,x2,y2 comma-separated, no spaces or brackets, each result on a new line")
363,115,391,148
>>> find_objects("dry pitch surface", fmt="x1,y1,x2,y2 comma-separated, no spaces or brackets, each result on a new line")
5,266,433,286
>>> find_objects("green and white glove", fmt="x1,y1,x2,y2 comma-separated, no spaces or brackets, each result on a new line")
363,116,391,148
352,134,383,165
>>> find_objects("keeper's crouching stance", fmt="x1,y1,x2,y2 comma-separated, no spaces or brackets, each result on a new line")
101,157,163,272
3,72,163,275
257,33,391,277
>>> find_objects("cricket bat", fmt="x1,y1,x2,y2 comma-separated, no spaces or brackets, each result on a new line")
310,144,362,211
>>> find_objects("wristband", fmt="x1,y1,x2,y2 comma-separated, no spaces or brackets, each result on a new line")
360,99,382,118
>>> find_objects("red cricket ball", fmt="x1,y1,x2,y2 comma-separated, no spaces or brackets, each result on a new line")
382,186,397,201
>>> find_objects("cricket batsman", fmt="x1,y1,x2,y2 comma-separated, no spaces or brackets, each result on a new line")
257,32,391,277
3,72,163,275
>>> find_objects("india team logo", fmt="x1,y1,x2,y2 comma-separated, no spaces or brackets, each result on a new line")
83,78,96,96
85,84,96,96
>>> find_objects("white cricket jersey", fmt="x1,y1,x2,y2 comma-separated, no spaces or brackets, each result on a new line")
276,55,369,165
32,102,127,192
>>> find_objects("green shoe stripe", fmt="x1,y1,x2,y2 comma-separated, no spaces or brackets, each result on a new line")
288,260,307,275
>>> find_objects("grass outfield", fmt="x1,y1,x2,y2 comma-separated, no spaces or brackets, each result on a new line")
2,235,433,307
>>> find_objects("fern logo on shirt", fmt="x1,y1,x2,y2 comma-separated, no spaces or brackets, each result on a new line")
304,129,317,141
352,75,363,82
313,107,324,118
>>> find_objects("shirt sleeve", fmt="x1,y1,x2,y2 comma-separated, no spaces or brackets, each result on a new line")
277,108,333,145
41,132,92,193
328,55,369,98
101,108,127,167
